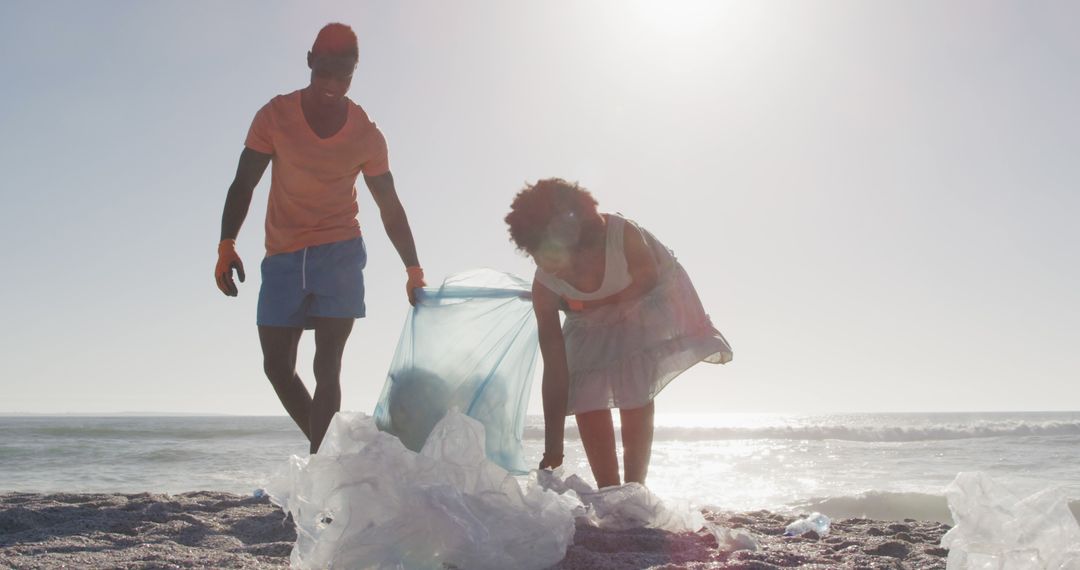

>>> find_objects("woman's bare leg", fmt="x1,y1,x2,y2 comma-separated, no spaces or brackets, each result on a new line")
575,409,620,488
620,401,655,485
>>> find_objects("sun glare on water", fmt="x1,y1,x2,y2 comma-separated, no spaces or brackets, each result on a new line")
651,413,789,430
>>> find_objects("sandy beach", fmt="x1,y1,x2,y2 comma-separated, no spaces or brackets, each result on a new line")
0,491,950,569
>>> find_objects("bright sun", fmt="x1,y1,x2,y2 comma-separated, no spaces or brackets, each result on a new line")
628,0,727,36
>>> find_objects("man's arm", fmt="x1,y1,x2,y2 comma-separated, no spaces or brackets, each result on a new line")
216,147,271,296
221,147,272,241
534,279,569,469
363,171,424,304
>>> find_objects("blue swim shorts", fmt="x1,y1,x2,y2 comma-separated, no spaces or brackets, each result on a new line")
257,236,367,329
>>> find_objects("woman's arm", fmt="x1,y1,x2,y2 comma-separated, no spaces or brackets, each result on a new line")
533,278,569,469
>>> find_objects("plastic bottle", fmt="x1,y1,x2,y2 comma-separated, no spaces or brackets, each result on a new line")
784,512,830,537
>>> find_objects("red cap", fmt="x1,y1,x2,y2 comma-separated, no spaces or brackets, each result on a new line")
312,23,358,59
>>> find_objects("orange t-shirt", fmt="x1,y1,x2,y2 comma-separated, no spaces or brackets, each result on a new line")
245,90,390,255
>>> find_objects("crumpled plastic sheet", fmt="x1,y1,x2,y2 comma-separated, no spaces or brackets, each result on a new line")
943,472,1080,569
267,410,575,570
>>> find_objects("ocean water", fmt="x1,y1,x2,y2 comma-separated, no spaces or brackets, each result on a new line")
2,412,1079,524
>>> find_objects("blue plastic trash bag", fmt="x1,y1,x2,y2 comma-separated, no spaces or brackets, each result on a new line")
374,269,539,474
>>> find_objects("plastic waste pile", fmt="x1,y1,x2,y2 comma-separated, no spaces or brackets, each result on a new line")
943,471,1080,569
535,469,704,531
785,512,831,537
374,269,539,474
266,410,576,570
534,469,759,551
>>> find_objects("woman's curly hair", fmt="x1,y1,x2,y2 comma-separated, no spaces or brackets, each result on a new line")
505,178,600,254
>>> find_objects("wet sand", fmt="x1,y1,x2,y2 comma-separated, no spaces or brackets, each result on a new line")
0,492,950,569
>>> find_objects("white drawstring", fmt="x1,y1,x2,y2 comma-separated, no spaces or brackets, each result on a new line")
302,247,308,290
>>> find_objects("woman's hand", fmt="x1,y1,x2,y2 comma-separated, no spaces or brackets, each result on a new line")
539,451,564,470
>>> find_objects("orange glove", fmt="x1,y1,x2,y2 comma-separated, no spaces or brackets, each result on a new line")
215,239,246,297
406,266,426,306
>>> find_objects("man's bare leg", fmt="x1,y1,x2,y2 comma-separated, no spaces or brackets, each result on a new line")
309,316,354,453
259,325,311,440
576,408,620,488
620,401,655,485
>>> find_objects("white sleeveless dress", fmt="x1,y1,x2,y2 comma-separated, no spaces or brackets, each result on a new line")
535,214,733,415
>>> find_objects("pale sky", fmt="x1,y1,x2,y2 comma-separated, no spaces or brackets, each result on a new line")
1,1,1077,415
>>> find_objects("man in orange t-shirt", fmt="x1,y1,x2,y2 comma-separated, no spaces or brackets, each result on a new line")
214,23,425,453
